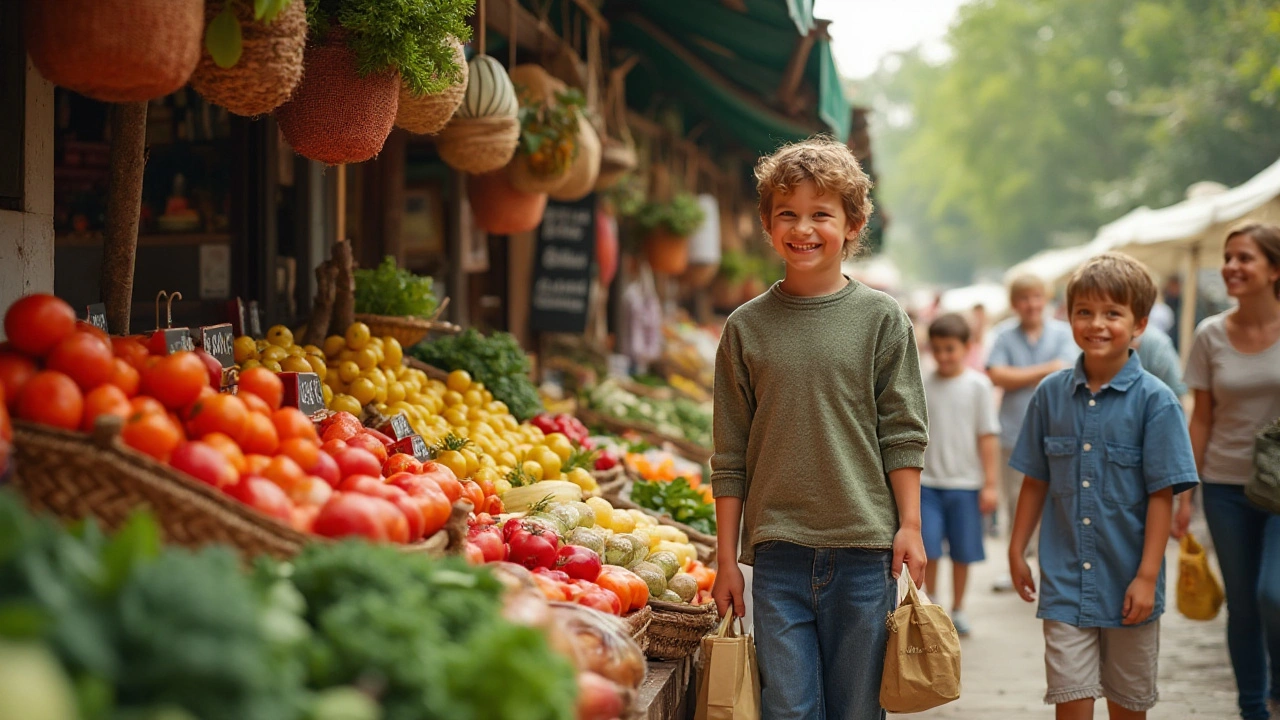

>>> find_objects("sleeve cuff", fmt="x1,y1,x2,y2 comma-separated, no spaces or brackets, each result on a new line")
711,472,746,499
881,443,926,474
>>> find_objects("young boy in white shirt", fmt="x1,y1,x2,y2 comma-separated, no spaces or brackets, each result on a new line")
922,313,1001,635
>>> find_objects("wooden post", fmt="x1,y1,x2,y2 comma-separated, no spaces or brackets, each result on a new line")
101,101,148,334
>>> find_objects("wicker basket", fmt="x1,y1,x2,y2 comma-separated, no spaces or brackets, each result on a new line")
189,0,306,117
435,115,520,175
9,418,450,560
507,153,571,194
395,37,468,135
26,0,203,103
623,604,653,653
645,599,719,660
354,314,435,348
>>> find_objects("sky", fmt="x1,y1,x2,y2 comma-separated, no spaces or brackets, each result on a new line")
813,0,971,80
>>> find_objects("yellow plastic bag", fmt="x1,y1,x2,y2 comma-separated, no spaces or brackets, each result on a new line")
1177,532,1224,621
880,565,961,713
694,613,760,720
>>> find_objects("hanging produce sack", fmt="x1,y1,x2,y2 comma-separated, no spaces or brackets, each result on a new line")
549,113,602,202
1177,532,1225,620
468,168,548,235
880,565,961,713
396,37,469,135
275,35,399,165
25,0,203,103
694,613,760,720
190,0,308,117
436,54,521,174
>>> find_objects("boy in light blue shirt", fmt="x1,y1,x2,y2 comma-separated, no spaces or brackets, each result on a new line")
1008,253,1198,719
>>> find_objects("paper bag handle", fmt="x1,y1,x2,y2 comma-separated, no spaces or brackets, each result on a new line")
896,562,924,608
715,611,747,638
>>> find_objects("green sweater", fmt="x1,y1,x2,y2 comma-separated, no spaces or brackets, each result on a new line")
710,279,929,565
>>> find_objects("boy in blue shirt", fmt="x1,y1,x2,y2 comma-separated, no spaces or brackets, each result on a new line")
1008,252,1199,720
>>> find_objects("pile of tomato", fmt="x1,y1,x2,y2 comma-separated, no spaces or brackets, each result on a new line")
0,293,502,545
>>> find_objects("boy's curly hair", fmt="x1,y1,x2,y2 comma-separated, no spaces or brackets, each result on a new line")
754,135,874,259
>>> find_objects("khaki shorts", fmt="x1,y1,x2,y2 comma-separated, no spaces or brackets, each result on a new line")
1043,619,1160,712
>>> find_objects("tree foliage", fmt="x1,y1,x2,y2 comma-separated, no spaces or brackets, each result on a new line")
858,0,1280,283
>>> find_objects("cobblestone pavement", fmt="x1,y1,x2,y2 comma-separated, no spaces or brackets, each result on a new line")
915,519,1239,719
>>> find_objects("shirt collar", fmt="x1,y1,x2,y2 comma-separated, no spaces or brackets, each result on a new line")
1071,350,1143,393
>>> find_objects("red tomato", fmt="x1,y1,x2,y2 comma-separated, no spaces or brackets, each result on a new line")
185,392,249,441
169,441,238,489
202,432,247,474
120,410,184,462
111,337,151,370
238,367,283,410
483,495,505,516
556,545,603,582
260,454,306,495
531,573,570,602
238,412,280,455
227,476,295,522
390,495,426,540
467,524,507,563
320,438,349,456
46,331,114,392
142,352,208,410
291,504,320,533
383,454,423,476
594,569,634,612
333,446,382,479
419,462,462,503
4,294,76,357
16,371,84,431
109,358,141,397
386,473,452,534
345,431,388,464
463,542,486,565
239,391,272,416
271,407,319,443
81,384,131,432
192,348,222,388
459,480,485,513
0,352,37,411
291,475,334,507
320,412,362,442
313,493,407,543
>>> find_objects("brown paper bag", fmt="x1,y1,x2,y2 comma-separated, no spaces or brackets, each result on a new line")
880,565,961,713
1177,532,1225,621
695,613,760,720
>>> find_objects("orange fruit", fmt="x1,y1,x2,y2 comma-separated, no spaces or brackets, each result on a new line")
130,396,166,417
271,407,319,443
186,393,249,441
142,352,209,410
111,337,151,370
239,411,279,455
261,454,306,494
121,410,183,462
4,294,76,357
81,384,131,432
243,453,273,477
109,358,141,397
238,367,283,410
239,391,272,416
0,352,37,412
16,371,83,430
202,431,247,474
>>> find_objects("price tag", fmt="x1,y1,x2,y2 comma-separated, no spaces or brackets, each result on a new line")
198,323,236,368
85,303,108,332
279,372,326,416
392,435,432,462
378,414,415,441
247,301,263,338
160,328,194,354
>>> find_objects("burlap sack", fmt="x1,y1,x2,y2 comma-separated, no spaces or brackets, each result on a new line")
1177,532,1225,621
880,566,961,713
190,0,307,117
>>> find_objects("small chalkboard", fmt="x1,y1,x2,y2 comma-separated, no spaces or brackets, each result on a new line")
530,195,597,333
380,414,414,441
198,324,236,368
85,303,108,332
162,328,194,354
247,301,263,338
279,371,326,416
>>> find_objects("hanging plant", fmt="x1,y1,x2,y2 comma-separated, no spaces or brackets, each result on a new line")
637,193,706,238
396,37,469,135
192,0,307,116
507,88,585,193
276,0,473,164
25,0,204,103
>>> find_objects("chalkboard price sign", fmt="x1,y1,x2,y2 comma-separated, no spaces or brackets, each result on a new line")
85,304,108,332
198,324,236,368
377,414,415,441
390,434,432,462
530,195,596,334
161,328,194,354
279,372,326,416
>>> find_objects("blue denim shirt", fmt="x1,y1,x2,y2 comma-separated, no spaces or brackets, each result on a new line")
988,318,1080,448
1009,352,1199,628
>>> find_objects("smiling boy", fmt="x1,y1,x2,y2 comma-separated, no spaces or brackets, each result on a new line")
1007,253,1198,720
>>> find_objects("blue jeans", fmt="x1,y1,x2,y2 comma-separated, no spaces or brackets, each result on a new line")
752,541,895,720
1203,482,1280,720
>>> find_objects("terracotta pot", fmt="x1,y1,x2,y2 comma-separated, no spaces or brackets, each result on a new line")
275,37,399,165
711,277,744,309
190,0,307,116
645,230,690,276
26,0,203,102
682,263,720,290
468,169,548,235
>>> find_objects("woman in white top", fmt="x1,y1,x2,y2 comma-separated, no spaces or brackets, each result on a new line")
1175,223,1280,720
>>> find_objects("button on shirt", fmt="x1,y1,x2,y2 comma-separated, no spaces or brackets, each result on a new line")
987,318,1080,448
1009,352,1199,628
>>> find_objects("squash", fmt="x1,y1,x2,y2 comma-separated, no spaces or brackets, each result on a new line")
456,54,518,119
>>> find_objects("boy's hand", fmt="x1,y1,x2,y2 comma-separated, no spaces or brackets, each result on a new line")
1123,576,1157,625
893,527,927,587
1008,554,1037,603
1172,497,1193,540
979,487,999,515
712,562,746,618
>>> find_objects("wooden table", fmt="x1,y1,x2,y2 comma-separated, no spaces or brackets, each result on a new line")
636,656,699,720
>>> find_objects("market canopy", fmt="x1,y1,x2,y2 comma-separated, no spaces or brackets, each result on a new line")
606,0,851,155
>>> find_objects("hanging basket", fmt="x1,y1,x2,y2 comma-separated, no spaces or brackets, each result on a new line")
595,137,637,191
507,153,572,194
645,229,691,276
9,418,452,561
468,168,548,235
275,36,399,165
435,116,521,175
396,37,468,135
25,0,204,102
189,0,307,117
548,115,602,202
